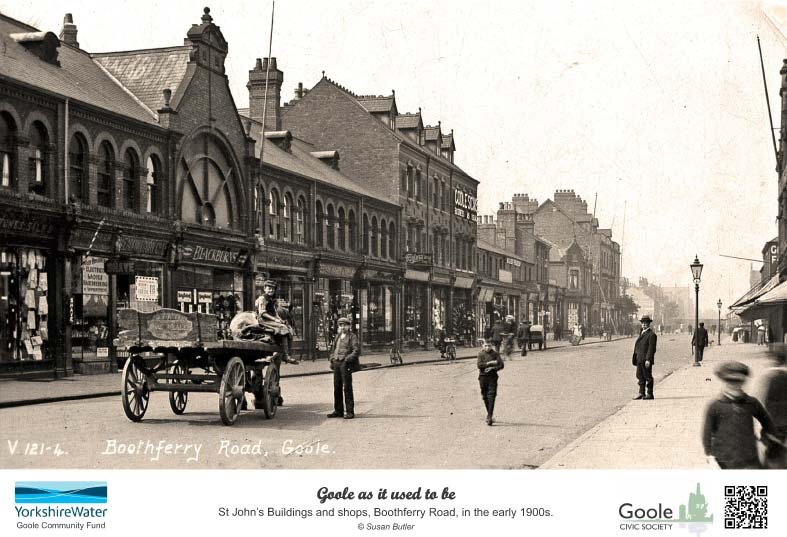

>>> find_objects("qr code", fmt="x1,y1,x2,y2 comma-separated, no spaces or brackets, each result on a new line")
724,486,767,529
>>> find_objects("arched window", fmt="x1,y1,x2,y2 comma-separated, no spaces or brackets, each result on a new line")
268,189,280,239
348,209,356,252
380,219,388,259
123,149,139,211
371,216,379,257
362,214,370,254
315,201,324,247
282,193,292,241
338,207,346,251
68,133,88,202
388,222,396,259
0,112,16,189
97,142,114,208
146,155,161,214
295,196,305,244
28,122,49,196
327,204,335,249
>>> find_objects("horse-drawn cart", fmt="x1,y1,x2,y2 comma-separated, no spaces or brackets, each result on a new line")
116,308,284,426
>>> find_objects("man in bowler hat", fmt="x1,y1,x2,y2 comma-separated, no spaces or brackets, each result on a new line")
632,314,657,400
692,322,709,363
327,317,360,419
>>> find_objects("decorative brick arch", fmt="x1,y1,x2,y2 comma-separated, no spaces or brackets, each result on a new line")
22,111,55,140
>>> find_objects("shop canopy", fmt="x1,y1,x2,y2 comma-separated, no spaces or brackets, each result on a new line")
733,276,787,321
730,274,780,309
754,278,787,304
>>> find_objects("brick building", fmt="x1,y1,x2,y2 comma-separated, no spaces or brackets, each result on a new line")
281,76,479,348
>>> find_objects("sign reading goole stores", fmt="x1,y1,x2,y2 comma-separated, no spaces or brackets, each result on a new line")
454,188,477,222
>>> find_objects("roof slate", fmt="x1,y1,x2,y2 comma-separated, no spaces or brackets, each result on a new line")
396,113,421,129
0,15,158,125
92,46,191,112
357,95,394,113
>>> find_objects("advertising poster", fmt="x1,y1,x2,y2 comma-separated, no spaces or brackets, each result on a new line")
1,2,786,537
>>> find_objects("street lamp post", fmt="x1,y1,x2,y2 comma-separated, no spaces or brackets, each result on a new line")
690,256,703,366
717,299,722,346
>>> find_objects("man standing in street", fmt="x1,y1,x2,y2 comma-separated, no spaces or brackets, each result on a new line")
517,319,531,356
490,318,504,353
327,317,360,419
692,322,709,363
477,339,504,426
632,314,657,400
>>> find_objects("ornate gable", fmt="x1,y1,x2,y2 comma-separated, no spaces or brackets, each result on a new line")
185,7,228,74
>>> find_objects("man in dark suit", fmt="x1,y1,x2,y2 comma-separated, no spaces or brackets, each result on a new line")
327,317,361,419
692,322,709,364
632,314,657,400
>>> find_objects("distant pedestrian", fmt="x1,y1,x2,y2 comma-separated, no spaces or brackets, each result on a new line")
692,322,709,363
702,361,779,469
490,319,504,353
477,339,504,426
758,348,787,468
517,320,531,356
632,315,657,400
326,317,360,420
758,324,767,345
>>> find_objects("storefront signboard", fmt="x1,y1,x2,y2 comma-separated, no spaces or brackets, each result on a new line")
177,290,193,304
96,347,109,358
321,263,357,280
104,259,135,274
135,276,159,302
82,257,109,296
120,236,168,258
432,275,451,285
0,210,56,238
198,291,213,304
506,257,522,267
181,242,245,267
404,252,432,268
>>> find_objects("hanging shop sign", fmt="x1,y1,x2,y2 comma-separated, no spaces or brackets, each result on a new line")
135,276,159,302
403,252,432,269
82,257,109,296
453,188,478,222
180,242,246,267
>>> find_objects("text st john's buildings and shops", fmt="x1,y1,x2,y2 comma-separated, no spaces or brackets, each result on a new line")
3,7,779,379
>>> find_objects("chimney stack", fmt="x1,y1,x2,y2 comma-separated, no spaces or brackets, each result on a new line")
247,57,284,132
59,13,78,48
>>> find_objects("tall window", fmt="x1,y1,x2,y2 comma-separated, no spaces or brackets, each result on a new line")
401,168,407,191
97,142,114,208
406,165,413,198
327,204,335,249
123,149,139,211
371,216,379,257
388,222,396,259
362,214,370,254
28,122,48,196
68,133,88,202
295,196,305,244
348,209,356,252
0,112,16,189
441,182,447,210
415,228,422,252
433,177,439,207
268,189,280,239
380,219,388,259
146,155,160,214
415,169,421,200
338,207,346,251
282,193,292,241
255,186,265,234
315,201,324,247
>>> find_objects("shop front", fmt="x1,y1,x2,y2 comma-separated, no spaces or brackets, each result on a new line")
404,268,429,348
174,238,252,340
452,275,475,346
314,261,360,354
0,208,64,377
359,268,399,348
431,274,451,333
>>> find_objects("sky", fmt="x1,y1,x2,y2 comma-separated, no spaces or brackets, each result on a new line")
3,0,787,316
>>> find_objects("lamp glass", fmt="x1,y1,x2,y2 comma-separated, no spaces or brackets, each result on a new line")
690,257,703,282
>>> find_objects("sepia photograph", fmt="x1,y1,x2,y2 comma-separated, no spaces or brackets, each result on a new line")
0,0,785,481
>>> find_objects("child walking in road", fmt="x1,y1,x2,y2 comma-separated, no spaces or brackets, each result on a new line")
702,361,779,469
477,339,504,426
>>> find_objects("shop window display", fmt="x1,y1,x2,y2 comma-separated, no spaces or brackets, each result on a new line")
315,278,357,352
0,247,50,363
362,283,393,346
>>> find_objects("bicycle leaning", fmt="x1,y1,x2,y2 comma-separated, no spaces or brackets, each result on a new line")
389,340,403,365
441,337,457,361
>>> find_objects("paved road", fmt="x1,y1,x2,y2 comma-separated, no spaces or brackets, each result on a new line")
0,333,695,469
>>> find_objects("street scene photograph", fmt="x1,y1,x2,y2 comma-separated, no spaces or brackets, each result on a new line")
0,0,786,472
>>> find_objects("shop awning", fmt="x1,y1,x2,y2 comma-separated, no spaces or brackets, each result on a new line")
454,276,474,289
479,287,494,302
730,274,780,308
754,278,787,304
405,269,429,282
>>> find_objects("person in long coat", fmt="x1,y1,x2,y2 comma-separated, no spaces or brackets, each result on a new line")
632,315,657,400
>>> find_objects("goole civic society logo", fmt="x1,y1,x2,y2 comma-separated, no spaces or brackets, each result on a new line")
14,481,108,531
618,483,713,532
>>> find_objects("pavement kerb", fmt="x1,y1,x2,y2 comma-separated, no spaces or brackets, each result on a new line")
0,335,630,409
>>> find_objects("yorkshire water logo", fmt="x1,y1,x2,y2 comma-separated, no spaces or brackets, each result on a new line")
15,481,107,504
618,483,713,533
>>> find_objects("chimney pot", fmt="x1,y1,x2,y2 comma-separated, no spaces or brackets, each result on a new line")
255,57,262,70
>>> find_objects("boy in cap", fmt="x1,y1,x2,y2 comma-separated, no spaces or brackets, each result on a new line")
632,315,657,400
702,361,779,469
477,338,504,425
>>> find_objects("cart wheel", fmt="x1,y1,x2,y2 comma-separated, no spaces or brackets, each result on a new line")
219,357,245,426
262,363,281,419
121,356,149,422
168,362,188,415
